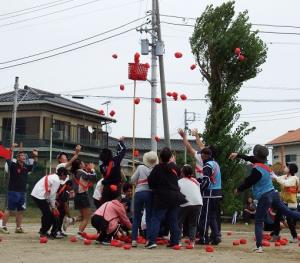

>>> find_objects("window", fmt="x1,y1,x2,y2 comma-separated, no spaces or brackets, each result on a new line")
53,120,70,141
285,154,297,163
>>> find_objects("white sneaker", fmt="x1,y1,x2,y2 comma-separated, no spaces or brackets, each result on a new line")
253,246,263,253
0,227,9,234
289,238,298,243
132,240,137,247
63,217,74,231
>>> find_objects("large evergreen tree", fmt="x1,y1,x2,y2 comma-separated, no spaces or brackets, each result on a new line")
190,1,267,213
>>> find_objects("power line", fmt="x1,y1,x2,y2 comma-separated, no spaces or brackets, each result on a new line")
0,16,149,65
240,110,300,118
240,107,300,116
0,0,67,16
0,0,104,28
161,21,300,36
0,0,78,21
0,25,142,70
159,13,300,30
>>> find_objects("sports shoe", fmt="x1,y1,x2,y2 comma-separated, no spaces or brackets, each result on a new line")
270,235,280,242
131,240,137,247
63,217,74,231
55,232,65,239
15,227,26,234
289,238,298,243
145,242,157,249
253,246,263,253
101,241,111,245
0,227,9,234
211,238,222,245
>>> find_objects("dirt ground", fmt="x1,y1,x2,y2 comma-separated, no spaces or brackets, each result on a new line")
0,223,299,263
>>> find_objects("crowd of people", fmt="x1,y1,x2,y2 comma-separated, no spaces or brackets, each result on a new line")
0,130,300,254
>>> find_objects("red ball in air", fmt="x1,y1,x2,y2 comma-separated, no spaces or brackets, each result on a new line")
155,136,160,142
167,92,172,97
238,54,245,62
180,94,187,101
134,150,139,157
145,63,150,69
112,54,118,59
172,92,178,97
99,109,105,116
174,52,183,58
120,84,125,91
154,98,161,104
173,96,178,101
134,97,141,105
109,110,116,117
235,47,241,55
190,64,196,70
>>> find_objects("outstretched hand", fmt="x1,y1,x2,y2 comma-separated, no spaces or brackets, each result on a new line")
229,152,238,160
178,128,186,138
75,145,81,154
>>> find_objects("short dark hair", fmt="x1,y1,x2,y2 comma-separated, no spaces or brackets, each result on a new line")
160,147,172,163
288,163,298,175
57,167,68,177
71,158,82,174
99,148,113,164
181,164,193,178
200,147,212,157
17,151,25,156
57,152,68,160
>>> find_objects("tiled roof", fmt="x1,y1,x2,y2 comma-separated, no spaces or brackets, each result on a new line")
108,136,199,152
266,128,300,145
0,86,115,122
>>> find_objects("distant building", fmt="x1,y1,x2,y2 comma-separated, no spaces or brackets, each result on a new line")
266,128,300,169
0,86,116,170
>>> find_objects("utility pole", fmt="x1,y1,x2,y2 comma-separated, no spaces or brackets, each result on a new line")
183,109,197,163
155,0,171,149
101,100,111,132
150,0,158,152
11,76,19,160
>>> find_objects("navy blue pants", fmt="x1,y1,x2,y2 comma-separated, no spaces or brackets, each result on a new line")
255,190,300,247
198,198,221,243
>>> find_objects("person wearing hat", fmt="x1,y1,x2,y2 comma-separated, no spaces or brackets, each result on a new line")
232,144,300,253
197,147,222,245
271,163,299,243
130,151,159,247
31,167,69,238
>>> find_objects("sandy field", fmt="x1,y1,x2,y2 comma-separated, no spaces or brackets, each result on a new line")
0,223,299,263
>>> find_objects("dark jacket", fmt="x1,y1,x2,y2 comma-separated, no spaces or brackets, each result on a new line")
100,141,126,186
148,162,186,209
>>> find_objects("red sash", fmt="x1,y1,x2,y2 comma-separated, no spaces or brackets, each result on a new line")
74,177,93,192
44,175,50,193
57,184,67,196
253,163,272,173
104,161,113,179
171,169,178,177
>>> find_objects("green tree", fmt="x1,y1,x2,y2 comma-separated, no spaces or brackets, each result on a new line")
190,1,267,214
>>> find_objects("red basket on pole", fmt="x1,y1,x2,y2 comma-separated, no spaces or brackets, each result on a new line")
128,63,149,81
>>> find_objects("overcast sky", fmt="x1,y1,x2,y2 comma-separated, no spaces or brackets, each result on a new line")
0,0,300,148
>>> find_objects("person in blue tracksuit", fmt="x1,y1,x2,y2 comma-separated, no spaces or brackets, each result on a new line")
233,144,300,253
197,147,222,245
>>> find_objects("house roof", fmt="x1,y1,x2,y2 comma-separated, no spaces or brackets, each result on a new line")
108,136,199,152
0,86,116,123
266,128,300,145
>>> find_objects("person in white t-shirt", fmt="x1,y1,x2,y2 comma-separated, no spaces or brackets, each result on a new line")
178,165,203,247
31,167,69,238
93,178,104,209
178,128,205,179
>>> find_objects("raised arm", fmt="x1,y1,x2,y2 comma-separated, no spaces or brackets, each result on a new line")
178,128,196,156
191,129,205,150
64,145,81,169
